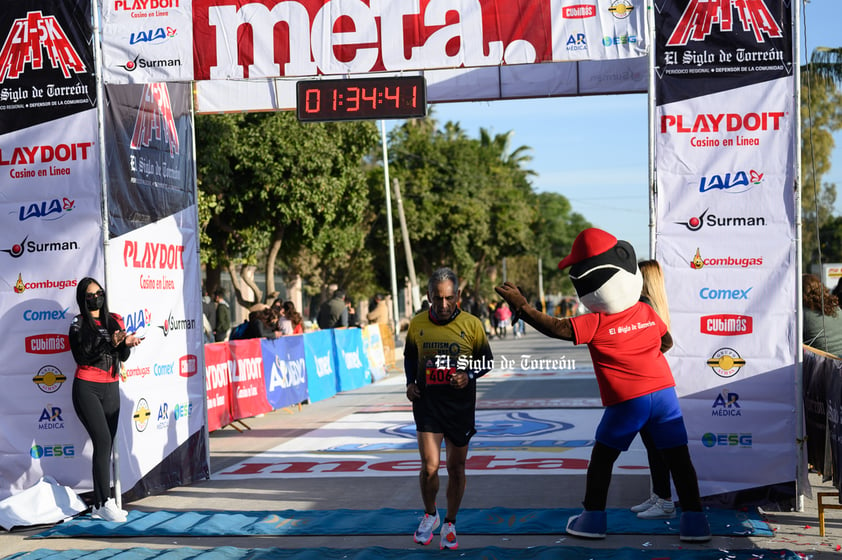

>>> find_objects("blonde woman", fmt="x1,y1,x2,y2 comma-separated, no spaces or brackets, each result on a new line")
630,260,676,519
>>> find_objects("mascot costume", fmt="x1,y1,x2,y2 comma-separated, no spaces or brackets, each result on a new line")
495,227,710,542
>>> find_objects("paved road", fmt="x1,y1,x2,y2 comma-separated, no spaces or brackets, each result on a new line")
3,330,842,558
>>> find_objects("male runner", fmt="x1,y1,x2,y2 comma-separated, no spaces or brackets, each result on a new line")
404,267,493,550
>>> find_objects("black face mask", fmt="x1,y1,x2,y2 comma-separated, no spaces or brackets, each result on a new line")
85,293,104,311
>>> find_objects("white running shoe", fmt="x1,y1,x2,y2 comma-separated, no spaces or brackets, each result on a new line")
636,498,676,519
91,498,128,523
413,511,440,545
630,493,659,513
440,522,458,550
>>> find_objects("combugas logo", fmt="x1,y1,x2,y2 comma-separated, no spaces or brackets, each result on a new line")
706,348,746,378
689,249,763,270
0,11,86,81
666,0,782,46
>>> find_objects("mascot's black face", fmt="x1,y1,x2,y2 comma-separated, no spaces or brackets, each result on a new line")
569,240,642,315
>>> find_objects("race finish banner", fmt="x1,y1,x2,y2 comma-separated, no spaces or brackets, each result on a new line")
653,0,797,497
98,0,652,111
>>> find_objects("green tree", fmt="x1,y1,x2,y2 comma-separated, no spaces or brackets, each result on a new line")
801,53,842,268
195,112,379,305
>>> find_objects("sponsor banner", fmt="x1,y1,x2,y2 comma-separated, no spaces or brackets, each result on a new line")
654,0,796,497
362,324,387,381
103,82,195,237
192,0,647,82
204,342,232,432
333,328,371,392
0,1,97,134
217,409,648,479
106,208,207,492
228,338,272,420
654,0,792,105
303,329,338,403
102,0,194,84
0,106,102,499
261,336,308,410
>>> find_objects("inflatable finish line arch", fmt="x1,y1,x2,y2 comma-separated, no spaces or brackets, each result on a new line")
0,0,799,502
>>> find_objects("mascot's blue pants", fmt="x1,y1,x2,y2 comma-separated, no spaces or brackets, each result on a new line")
583,388,703,512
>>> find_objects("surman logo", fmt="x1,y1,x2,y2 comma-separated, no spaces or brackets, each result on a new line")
0,11,86,81
666,0,783,46
130,83,179,156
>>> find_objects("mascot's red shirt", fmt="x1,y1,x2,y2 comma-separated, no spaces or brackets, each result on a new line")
570,301,675,406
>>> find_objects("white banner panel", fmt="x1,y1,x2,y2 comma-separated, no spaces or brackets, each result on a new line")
0,109,104,500
102,0,195,84
106,208,207,490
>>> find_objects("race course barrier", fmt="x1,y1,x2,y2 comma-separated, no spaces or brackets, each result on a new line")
204,325,388,432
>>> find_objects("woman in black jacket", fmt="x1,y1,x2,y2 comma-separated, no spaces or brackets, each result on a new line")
69,277,141,522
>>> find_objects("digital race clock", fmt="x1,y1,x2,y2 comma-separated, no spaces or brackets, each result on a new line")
296,76,426,122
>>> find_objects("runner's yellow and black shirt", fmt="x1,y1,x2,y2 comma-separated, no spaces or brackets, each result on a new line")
404,308,493,410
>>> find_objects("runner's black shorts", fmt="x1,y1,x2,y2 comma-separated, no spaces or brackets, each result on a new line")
412,387,476,447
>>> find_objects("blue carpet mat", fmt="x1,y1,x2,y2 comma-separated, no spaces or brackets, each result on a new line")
3,546,801,560
31,507,773,538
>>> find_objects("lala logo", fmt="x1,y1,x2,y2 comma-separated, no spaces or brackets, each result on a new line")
699,170,764,193
130,82,179,157
0,11,86,82
666,0,783,46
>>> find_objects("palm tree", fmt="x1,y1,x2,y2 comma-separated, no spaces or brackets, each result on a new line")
809,47,842,86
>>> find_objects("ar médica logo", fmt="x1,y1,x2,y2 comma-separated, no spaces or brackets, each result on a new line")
0,11,86,82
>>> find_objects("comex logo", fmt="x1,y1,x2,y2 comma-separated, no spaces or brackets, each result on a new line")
0,11,86,81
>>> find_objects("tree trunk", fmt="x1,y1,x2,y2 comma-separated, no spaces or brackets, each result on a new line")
264,228,284,301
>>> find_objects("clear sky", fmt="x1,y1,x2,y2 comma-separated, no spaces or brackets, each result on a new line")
422,0,841,260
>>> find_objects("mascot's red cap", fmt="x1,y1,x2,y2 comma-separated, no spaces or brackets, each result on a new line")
558,228,618,270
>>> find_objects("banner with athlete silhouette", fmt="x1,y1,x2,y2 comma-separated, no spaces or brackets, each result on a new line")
653,0,797,497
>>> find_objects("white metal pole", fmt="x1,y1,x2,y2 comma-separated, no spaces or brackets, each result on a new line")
793,0,804,512
91,0,122,508
381,121,400,342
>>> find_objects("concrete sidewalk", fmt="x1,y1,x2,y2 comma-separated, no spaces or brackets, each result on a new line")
3,365,842,558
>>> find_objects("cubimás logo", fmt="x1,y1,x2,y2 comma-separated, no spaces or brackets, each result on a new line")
26,334,69,354
32,364,66,393
675,209,766,232
701,314,753,336
706,348,746,378
0,11,86,81
134,398,151,432
562,5,596,18
666,0,782,46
